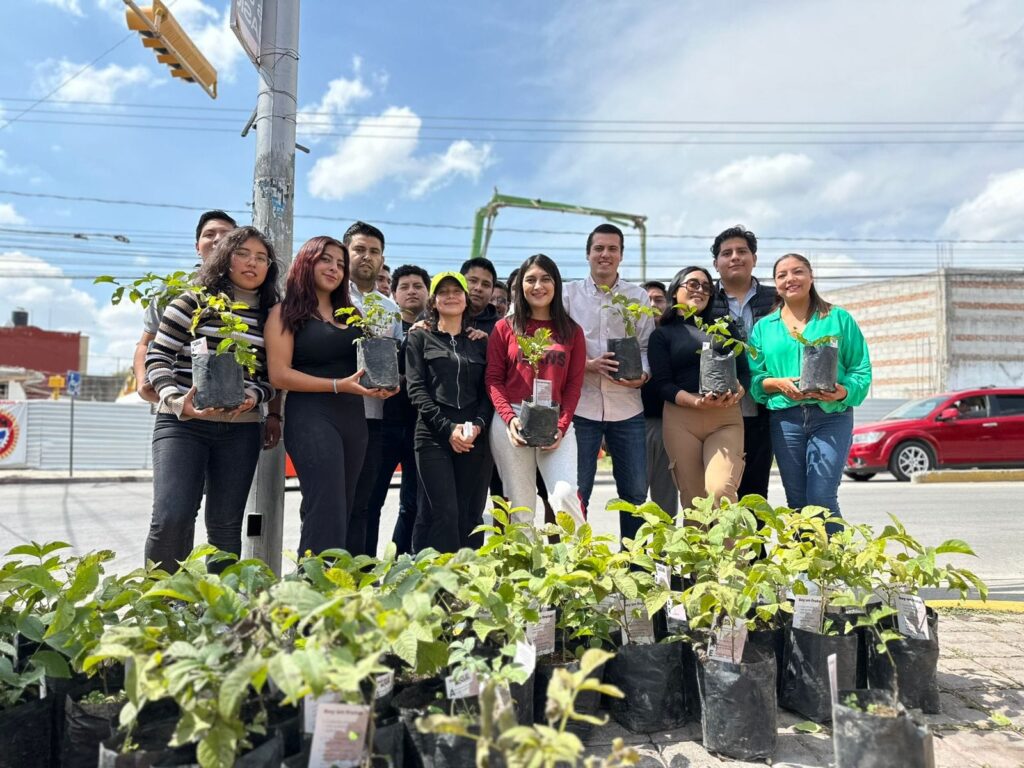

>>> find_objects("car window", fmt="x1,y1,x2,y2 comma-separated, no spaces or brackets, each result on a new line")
884,396,945,420
951,395,988,419
993,394,1024,416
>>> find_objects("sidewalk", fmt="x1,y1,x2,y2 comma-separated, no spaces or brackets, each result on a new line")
0,469,153,484
582,608,1024,767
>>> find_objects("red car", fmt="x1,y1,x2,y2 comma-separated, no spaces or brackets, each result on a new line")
845,387,1024,481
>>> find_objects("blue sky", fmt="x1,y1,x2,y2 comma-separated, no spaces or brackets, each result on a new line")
3,0,1024,373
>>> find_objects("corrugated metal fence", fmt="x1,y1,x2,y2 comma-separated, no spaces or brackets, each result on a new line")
23,400,154,470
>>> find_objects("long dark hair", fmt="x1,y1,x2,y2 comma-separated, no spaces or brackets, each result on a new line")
660,266,716,326
426,274,471,332
772,253,832,318
279,236,353,333
195,225,280,312
510,254,577,343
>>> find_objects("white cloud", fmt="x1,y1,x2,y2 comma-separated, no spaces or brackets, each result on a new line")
307,106,494,200
0,204,27,225
34,0,84,15
408,140,494,198
298,68,373,141
941,168,1024,239
176,0,246,84
0,251,142,374
696,154,814,197
34,59,151,104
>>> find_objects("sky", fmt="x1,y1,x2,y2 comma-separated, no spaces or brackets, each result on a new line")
3,0,1024,374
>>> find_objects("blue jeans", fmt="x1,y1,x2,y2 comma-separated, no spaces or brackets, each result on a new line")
573,413,648,540
146,414,260,573
769,406,853,533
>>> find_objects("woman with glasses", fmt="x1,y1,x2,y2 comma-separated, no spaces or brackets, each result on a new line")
748,253,871,533
145,226,279,573
649,266,748,509
264,236,394,556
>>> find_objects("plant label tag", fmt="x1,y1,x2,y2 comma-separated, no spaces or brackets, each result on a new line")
461,421,474,440
702,341,711,350
597,594,622,615
375,671,395,699
709,619,747,663
309,702,370,768
527,608,557,656
514,640,537,676
827,652,839,706
190,337,209,357
792,594,825,633
445,670,480,700
667,602,688,622
623,598,655,645
303,692,340,735
655,563,671,588
896,593,930,640
533,378,553,407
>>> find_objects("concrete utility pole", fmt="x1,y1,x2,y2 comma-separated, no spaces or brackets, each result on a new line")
242,0,300,574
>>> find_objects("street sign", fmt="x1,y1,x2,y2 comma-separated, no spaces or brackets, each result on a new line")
66,370,82,397
231,0,263,69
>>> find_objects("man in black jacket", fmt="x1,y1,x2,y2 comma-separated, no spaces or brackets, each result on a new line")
460,256,501,334
709,225,778,500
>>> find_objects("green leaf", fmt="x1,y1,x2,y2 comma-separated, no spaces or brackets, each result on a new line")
43,599,76,638
218,657,263,720
935,539,976,557
794,721,822,733
32,649,71,678
990,712,1012,727
393,629,419,667
66,560,101,603
415,640,449,675
197,722,237,768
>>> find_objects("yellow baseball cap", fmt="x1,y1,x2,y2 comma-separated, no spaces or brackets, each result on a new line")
429,271,469,296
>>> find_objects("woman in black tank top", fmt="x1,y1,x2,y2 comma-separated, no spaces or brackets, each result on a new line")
265,236,395,555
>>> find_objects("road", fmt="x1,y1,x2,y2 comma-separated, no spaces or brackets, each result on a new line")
1,475,1021,598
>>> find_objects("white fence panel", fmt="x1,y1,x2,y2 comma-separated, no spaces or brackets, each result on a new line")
24,400,155,470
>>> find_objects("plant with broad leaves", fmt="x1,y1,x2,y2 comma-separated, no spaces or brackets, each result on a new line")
515,327,554,375
188,288,260,375
599,286,659,337
790,330,839,347
94,271,194,310
676,305,758,358
335,291,400,339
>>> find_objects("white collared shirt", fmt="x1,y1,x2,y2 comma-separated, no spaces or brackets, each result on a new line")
563,274,654,422
350,282,402,419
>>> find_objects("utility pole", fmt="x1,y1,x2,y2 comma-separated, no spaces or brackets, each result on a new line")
241,0,300,574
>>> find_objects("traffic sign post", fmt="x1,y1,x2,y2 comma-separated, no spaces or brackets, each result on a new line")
67,370,80,478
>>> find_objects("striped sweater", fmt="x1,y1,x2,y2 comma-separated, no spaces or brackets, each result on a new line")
145,288,274,421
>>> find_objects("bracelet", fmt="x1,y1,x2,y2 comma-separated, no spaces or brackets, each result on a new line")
332,378,338,394
267,412,282,421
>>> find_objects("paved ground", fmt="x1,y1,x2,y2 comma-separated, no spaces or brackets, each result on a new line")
581,609,1024,767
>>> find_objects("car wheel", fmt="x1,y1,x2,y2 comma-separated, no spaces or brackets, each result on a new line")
888,441,934,481
844,471,876,481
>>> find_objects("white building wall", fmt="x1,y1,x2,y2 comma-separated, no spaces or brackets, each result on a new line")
944,272,1024,390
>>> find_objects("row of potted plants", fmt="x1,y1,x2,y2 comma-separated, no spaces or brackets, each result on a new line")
0,494,984,767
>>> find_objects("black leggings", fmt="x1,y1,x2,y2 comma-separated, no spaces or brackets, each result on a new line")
415,433,493,553
285,391,367,555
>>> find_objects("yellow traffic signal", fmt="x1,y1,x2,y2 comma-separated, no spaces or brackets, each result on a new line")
124,0,217,99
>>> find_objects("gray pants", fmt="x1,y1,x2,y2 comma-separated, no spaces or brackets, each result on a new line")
645,416,678,516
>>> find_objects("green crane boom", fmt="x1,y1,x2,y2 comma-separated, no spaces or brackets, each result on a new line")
469,189,649,281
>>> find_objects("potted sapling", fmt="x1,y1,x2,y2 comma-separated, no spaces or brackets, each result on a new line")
678,305,756,395
792,330,840,394
600,286,658,381
188,287,261,410
515,328,559,447
336,292,401,390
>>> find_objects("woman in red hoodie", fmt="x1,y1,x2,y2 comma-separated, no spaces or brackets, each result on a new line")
486,254,587,527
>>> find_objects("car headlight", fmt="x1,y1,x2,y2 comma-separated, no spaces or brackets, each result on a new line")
852,431,885,446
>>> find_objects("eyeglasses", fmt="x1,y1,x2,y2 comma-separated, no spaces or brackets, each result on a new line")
682,278,712,294
232,250,270,266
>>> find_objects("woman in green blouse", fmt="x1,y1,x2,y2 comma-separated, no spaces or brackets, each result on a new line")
748,253,872,532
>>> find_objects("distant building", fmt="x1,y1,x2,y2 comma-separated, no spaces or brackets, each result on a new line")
824,269,1024,399
0,309,88,375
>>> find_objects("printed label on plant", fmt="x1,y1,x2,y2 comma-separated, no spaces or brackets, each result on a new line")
308,702,370,768
792,594,825,633
533,378,553,407
709,618,748,663
623,598,655,645
304,691,340,735
445,670,480,700
526,607,557,656
190,337,209,357
827,652,839,706
597,594,621,614
514,640,537,676
655,563,671,588
896,593,930,640
375,671,395,698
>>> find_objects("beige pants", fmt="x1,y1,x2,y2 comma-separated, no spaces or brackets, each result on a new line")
662,402,745,508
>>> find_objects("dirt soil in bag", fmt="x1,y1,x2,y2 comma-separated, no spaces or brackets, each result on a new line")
833,688,936,768
699,348,739,395
358,337,400,390
519,401,558,447
867,609,941,714
799,344,838,394
697,644,777,762
193,353,245,410
607,337,642,381
603,641,687,732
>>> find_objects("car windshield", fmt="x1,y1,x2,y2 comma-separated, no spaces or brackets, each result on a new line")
883,396,946,421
